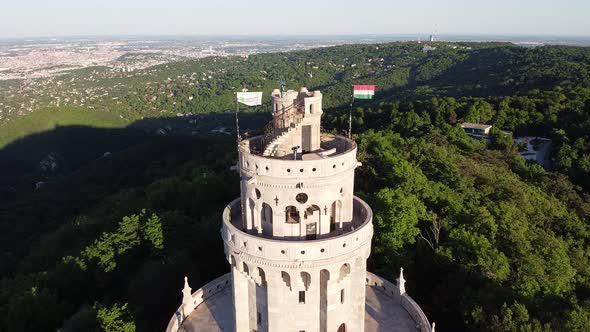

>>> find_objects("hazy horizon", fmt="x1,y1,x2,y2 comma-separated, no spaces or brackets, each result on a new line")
1,0,589,39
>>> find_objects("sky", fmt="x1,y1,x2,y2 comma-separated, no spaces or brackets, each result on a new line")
1,0,589,38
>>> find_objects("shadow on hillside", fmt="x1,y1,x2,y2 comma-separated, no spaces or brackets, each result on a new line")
0,111,271,189
0,111,275,331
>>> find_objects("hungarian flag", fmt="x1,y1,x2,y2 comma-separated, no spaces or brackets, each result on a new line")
237,92,263,106
353,85,376,99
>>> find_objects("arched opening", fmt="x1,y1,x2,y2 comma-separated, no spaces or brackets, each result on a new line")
286,206,300,223
330,200,342,231
305,204,321,239
300,271,311,290
255,267,268,330
320,269,330,331
257,267,266,286
338,264,351,282
281,271,291,290
242,262,250,276
337,323,346,332
261,203,273,236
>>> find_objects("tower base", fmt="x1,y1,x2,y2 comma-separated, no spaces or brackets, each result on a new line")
167,272,431,332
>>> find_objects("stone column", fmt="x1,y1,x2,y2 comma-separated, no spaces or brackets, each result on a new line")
326,270,339,331
349,259,367,332
254,205,262,234
232,267,250,332
245,199,253,230
266,271,287,332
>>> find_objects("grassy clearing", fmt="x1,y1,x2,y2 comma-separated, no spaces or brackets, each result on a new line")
0,107,129,148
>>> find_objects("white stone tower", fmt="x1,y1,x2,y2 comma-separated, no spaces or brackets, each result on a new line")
228,87,369,332
167,87,432,332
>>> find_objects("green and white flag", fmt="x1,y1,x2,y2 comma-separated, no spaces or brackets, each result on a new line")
353,85,376,99
237,92,263,106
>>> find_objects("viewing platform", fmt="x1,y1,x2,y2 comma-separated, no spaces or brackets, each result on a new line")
222,196,373,266
166,272,431,332
240,133,356,160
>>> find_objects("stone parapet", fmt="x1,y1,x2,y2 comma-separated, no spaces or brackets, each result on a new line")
239,134,357,179
222,196,373,266
165,273,232,332
365,272,432,332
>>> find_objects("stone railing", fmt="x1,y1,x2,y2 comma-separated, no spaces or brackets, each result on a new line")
222,197,373,266
401,293,432,332
365,272,431,332
165,273,232,332
239,135,358,179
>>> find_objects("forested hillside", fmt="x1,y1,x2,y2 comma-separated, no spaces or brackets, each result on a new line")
1,42,590,331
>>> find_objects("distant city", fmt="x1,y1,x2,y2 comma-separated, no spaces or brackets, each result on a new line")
1,34,589,81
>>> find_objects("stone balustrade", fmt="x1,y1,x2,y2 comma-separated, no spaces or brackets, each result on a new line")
222,196,373,268
365,272,432,332
239,134,357,179
165,273,232,332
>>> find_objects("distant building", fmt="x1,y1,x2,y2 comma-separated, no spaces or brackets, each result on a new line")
461,122,493,139
429,34,435,42
422,45,437,53
514,136,552,168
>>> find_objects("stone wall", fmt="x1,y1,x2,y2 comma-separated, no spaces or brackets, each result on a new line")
238,135,359,239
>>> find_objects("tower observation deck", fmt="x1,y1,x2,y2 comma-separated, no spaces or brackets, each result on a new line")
166,88,433,332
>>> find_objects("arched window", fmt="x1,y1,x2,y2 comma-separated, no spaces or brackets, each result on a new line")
286,206,300,223
261,203,273,222
300,271,311,290
257,267,266,286
338,264,351,282
261,203,273,236
281,271,291,290
337,323,346,332
330,200,342,231
230,255,237,267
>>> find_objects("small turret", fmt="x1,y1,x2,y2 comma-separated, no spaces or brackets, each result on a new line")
268,87,323,157
398,267,406,297
181,276,195,317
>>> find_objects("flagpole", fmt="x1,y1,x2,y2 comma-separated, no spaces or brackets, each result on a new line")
349,89,354,139
235,92,240,149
